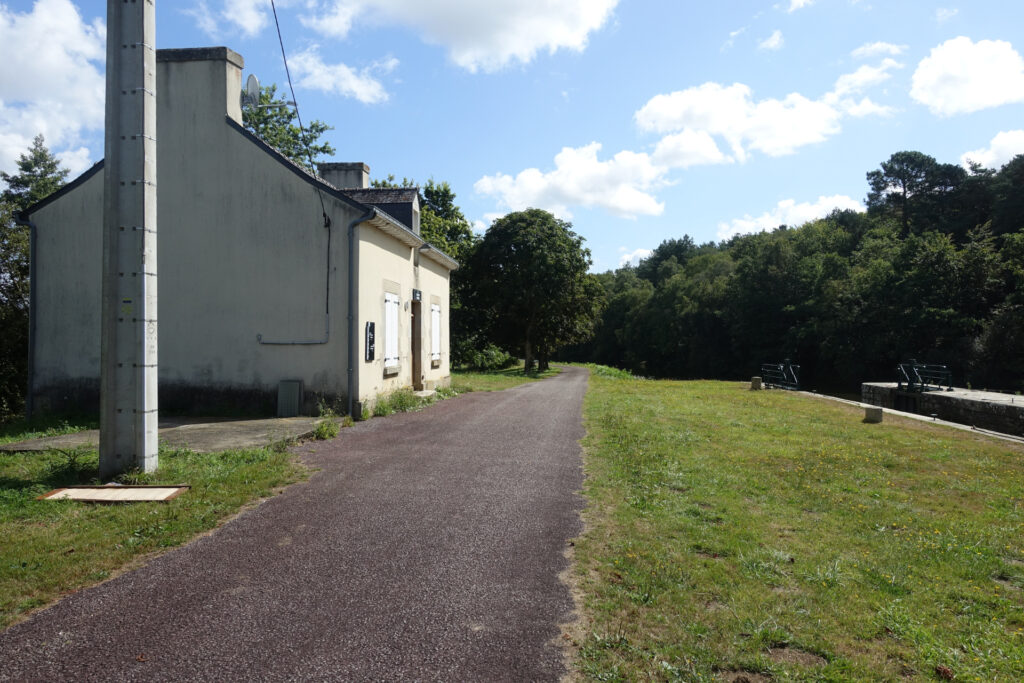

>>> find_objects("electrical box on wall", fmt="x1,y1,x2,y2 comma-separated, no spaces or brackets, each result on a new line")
365,322,375,361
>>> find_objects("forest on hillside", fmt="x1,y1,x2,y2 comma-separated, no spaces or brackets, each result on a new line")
561,151,1024,393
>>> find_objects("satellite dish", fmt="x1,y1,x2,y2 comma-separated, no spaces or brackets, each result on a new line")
241,73,260,108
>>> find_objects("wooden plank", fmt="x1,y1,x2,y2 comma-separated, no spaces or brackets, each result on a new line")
38,486,189,503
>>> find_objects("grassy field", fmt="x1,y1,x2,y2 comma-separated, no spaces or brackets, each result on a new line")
0,443,304,631
574,375,1024,681
452,362,560,392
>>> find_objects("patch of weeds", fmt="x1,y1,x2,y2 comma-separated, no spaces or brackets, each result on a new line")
373,389,423,417
340,415,354,428
739,549,793,585
802,559,847,588
44,447,98,486
435,385,459,399
312,419,339,440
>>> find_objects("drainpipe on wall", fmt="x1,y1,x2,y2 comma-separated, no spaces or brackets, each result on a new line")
14,212,37,421
348,207,376,419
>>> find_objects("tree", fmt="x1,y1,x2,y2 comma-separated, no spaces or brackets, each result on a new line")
0,135,68,420
467,209,601,371
866,151,971,237
1,134,69,211
242,84,335,170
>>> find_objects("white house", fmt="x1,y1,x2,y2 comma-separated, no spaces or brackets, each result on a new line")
20,47,456,418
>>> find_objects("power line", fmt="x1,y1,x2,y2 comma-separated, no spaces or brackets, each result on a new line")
269,0,330,229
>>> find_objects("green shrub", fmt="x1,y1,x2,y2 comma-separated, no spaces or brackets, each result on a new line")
466,344,516,371
373,388,422,416
312,419,339,440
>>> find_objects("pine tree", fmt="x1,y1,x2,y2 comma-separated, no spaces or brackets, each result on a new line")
1,134,69,211
0,135,68,420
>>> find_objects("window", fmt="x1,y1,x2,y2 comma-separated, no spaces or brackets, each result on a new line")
384,293,400,369
430,304,441,363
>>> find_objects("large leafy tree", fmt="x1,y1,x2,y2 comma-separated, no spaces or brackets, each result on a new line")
0,135,68,420
242,84,335,170
467,208,602,371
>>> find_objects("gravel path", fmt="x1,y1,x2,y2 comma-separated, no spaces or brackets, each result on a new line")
0,366,588,681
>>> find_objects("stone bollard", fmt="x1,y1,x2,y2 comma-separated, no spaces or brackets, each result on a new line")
751,376,762,390
864,406,883,424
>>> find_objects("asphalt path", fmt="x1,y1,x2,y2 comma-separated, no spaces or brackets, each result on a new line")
0,366,588,681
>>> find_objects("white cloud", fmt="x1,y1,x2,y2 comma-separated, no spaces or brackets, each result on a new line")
961,130,1024,169
758,30,784,51
635,57,900,164
851,42,907,59
0,0,105,176
182,1,219,38
911,37,1024,116
221,0,269,37
935,8,958,23
300,0,618,72
471,219,489,234
829,58,902,99
55,146,94,177
288,48,397,104
788,0,814,12
474,143,666,220
652,129,732,168
841,97,896,118
721,26,746,52
479,56,897,221
635,82,841,162
717,195,864,240
618,247,653,268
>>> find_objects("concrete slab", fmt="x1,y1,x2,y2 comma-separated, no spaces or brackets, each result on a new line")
0,416,320,454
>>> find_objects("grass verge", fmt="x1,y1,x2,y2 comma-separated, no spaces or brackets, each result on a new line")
574,375,1024,681
452,361,560,393
0,442,305,631
0,416,96,446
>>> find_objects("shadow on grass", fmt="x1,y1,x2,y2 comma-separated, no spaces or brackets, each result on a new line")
0,448,99,495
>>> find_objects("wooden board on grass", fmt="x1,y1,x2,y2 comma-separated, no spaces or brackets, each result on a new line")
38,486,189,503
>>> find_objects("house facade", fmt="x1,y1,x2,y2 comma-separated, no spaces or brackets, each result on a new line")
21,47,456,417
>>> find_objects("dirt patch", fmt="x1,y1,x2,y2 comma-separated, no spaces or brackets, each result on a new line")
993,576,1021,591
767,647,826,667
718,671,771,682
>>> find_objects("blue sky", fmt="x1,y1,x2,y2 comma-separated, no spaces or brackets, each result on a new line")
3,1,1024,271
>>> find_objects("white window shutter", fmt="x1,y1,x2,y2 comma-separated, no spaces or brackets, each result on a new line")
430,304,441,361
384,294,399,367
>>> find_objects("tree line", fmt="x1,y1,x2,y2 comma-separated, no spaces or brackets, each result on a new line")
563,151,1024,393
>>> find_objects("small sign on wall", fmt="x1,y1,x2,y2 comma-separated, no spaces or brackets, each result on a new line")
365,322,375,361
412,289,422,301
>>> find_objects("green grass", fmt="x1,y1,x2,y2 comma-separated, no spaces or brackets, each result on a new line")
574,377,1024,681
452,361,560,392
0,443,305,631
0,416,97,445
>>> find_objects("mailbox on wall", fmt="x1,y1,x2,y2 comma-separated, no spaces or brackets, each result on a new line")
365,322,375,361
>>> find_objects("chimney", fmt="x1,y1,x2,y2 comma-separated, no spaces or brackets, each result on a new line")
318,162,370,189
156,47,245,124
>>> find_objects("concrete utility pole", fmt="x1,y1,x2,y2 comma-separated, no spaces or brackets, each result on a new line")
99,0,158,477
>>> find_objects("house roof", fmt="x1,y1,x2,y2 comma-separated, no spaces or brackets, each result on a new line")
341,188,420,204
20,118,458,272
